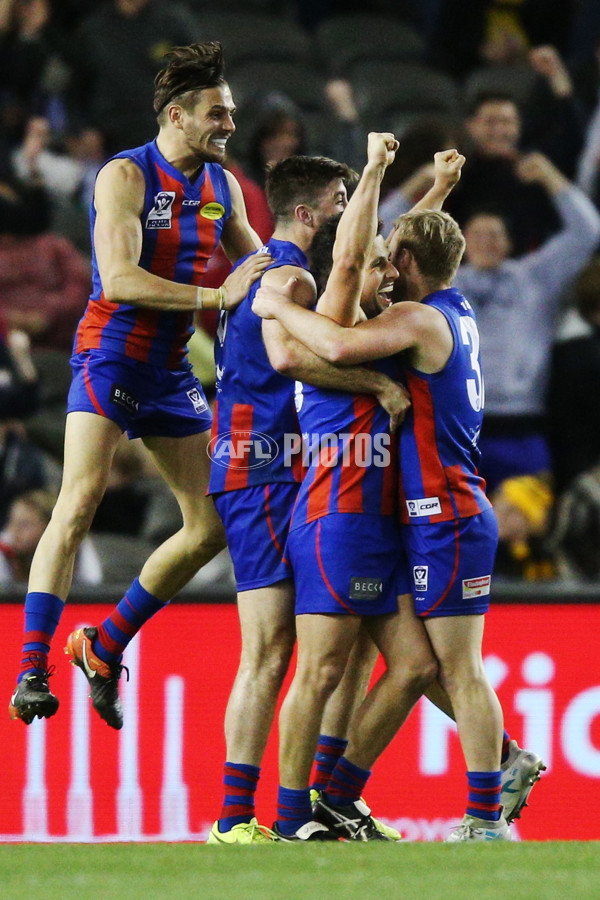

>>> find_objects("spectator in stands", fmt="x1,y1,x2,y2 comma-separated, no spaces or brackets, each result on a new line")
429,0,577,79
91,437,151,537
452,152,600,494
0,488,101,584
550,464,600,580
69,0,198,154
547,256,600,495
491,474,556,581
10,115,102,246
0,0,70,126
379,113,466,234
0,167,91,350
446,46,586,253
0,318,39,421
0,422,48,529
0,138,52,234
0,315,47,530
243,104,308,188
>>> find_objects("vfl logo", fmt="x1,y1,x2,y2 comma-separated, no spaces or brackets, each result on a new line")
209,430,279,470
413,565,428,592
146,191,176,228
187,388,208,415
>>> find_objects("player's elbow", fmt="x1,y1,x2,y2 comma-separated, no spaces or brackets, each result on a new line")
101,274,128,303
331,253,366,281
267,342,298,376
325,338,352,365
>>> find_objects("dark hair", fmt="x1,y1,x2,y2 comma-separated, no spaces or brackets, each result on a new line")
153,42,226,117
467,90,520,117
309,213,384,294
265,155,356,223
309,213,342,294
463,205,515,240
246,109,308,185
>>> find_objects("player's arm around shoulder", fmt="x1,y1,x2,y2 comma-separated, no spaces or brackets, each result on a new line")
324,300,447,367
261,267,317,374
220,169,264,262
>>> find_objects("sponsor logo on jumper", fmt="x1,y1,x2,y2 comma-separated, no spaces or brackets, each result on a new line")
209,431,279,470
146,191,176,228
413,565,428,592
349,577,383,600
200,202,225,220
406,497,442,517
110,383,139,415
462,575,491,599
187,388,208,415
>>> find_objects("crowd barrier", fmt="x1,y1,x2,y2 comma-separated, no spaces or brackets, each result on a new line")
1,585,599,842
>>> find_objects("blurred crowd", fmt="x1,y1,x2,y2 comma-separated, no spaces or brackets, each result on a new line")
2,0,600,586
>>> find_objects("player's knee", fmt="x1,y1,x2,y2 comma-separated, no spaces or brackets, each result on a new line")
190,522,227,559
241,633,295,682
52,489,102,548
298,656,346,700
391,652,438,695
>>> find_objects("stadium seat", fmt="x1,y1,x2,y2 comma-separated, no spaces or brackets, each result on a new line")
188,0,283,12
315,14,426,76
349,61,462,133
91,533,158,587
463,64,539,111
195,13,316,69
227,60,329,114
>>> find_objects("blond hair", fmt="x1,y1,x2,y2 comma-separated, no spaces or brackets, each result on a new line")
393,209,465,286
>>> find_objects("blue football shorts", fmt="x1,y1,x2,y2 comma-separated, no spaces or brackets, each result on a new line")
287,512,407,617
403,507,499,618
213,481,299,591
67,349,212,438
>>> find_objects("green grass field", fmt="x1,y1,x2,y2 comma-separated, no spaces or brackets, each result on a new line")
1,842,599,900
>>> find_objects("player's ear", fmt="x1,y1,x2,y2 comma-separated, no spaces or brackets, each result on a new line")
167,103,184,127
295,204,313,227
395,246,411,269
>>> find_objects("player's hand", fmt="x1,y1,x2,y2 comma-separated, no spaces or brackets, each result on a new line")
221,250,272,310
377,378,411,433
433,148,466,190
252,276,296,319
367,132,399,170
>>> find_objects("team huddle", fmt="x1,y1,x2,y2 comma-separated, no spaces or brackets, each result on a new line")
8,42,545,843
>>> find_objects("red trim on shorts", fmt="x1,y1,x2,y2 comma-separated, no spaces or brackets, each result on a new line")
419,519,461,617
83,356,107,416
264,484,286,562
315,520,355,614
